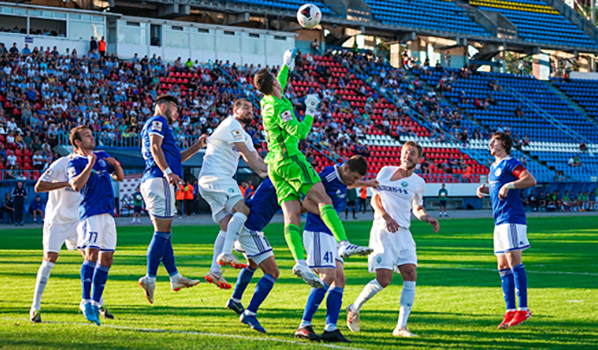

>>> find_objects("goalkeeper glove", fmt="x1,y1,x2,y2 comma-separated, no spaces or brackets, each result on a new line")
283,48,298,70
305,94,320,117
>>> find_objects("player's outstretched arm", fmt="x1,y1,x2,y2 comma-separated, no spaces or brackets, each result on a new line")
413,205,440,233
35,178,69,193
499,169,536,200
181,134,207,163
236,142,268,178
371,192,400,233
348,179,379,190
278,48,297,90
150,134,183,186
69,153,96,192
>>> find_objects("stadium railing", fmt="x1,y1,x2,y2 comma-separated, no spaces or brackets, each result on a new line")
57,131,204,149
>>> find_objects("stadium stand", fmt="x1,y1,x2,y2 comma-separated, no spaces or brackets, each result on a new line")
366,0,491,36
471,0,598,48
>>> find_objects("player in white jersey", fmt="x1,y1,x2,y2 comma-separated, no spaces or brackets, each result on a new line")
199,98,268,289
29,154,113,323
346,141,439,337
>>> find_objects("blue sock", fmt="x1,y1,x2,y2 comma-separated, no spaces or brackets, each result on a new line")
233,267,256,301
81,260,95,300
325,287,343,331
92,264,110,303
147,231,170,278
499,268,516,311
247,273,276,314
512,264,528,310
162,237,178,276
301,283,330,323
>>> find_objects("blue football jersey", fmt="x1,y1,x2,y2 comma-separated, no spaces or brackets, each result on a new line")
244,177,280,232
488,156,527,226
141,115,182,182
305,165,346,235
67,151,116,220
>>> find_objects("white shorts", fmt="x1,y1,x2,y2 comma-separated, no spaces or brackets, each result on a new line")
77,213,117,252
303,231,342,270
234,227,273,265
198,175,244,223
368,226,417,273
141,177,176,219
494,223,530,255
43,221,79,253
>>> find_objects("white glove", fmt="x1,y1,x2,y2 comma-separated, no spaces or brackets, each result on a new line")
283,48,298,70
305,94,320,117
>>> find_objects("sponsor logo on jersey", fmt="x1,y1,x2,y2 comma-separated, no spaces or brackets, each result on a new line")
378,184,409,195
41,169,53,179
335,189,345,199
494,168,502,177
231,129,244,141
281,110,293,122
151,121,163,132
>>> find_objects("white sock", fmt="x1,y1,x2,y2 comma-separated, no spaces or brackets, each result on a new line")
211,231,226,276
299,320,311,329
324,323,338,332
170,272,183,282
297,259,308,266
32,260,55,310
221,212,247,255
397,281,416,328
353,279,384,312
147,276,156,284
99,295,104,307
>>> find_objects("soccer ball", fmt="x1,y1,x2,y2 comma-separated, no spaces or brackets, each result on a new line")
297,4,322,29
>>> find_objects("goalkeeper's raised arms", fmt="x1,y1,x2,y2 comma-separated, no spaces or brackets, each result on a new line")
305,94,320,118
283,48,298,70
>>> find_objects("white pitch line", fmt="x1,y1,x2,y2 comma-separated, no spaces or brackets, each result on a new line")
424,266,598,277
0,317,364,350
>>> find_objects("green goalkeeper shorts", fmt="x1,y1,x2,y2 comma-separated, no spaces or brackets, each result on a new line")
268,154,321,204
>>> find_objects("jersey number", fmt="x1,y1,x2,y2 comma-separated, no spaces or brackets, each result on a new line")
323,251,333,263
87,232,98,244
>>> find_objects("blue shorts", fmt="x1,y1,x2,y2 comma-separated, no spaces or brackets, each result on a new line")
439,200,447,206
134,205,142,214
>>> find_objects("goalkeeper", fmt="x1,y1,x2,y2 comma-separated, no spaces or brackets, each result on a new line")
253,48,373,288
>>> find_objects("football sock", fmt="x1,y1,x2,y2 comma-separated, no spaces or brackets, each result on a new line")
210,231,226,276
232,267,256,302
246,273,276,315
353,279,384,312
320,204,348,242
397,281,416,328
325,287,343,332
92,264,110,304
284,224,305,262
162,236,179,277
301,282,330,325
499,268,516,311
32,260,55,310
222,212,247,255
81,260,95,301
512,264,528,310
147,231,170,278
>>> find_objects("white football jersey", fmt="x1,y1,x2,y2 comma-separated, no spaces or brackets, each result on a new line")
199,116,255,178
371,166,425,229
39,155,81,225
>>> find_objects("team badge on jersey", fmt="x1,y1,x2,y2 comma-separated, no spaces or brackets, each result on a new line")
151,121,163,132
495,168,502,177
281,110,293,122
228,188,235,193
376,256,382,264
402,181,408,188
99,159,107,168
231,129,243,141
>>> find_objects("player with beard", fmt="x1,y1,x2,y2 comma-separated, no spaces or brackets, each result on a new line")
137,94,207,304
199,98,268,290
346,141,440,337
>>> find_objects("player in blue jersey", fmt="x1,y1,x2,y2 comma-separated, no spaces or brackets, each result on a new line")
137,94,207,304
477,132,536,329
295,156,378,342
223,177,281,334
67,126,124,325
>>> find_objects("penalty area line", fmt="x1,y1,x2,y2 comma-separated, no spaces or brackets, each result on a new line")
1,317,363,350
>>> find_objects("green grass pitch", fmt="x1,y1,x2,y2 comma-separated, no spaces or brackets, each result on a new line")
1,216,597,349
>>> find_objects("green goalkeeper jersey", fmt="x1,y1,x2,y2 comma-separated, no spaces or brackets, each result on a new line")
260,65,314,164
